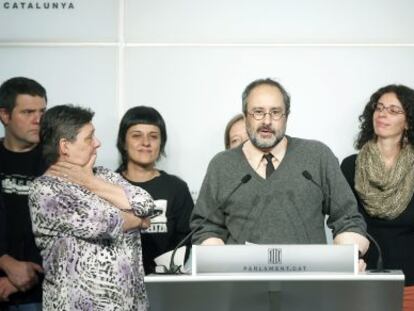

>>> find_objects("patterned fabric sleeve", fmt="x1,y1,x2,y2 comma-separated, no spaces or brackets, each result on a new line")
29,176,124,242
95,166,155,217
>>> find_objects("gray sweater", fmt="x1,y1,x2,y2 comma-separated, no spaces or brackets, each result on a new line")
191,136,366,244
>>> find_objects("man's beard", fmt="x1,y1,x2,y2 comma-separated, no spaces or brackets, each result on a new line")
247,124,285,150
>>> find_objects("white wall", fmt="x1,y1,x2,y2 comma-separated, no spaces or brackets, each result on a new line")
1,0,414,197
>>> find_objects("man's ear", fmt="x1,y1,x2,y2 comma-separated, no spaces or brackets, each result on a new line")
0,108,11,126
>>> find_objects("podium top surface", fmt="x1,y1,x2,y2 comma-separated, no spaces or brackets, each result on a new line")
145,270,404,283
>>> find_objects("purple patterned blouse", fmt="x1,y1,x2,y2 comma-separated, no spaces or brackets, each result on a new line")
29,167,155,311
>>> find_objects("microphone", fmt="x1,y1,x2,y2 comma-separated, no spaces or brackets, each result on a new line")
162,174,252,274
301,170,386,273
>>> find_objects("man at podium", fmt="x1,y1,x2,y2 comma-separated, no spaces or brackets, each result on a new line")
191,78,369,260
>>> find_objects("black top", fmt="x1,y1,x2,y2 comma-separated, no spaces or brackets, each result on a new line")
341,154,414,286
0,193,6,258
121,170,194,274
0,141,45,304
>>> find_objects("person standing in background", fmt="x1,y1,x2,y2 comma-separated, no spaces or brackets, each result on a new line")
116,106,194,274
224,113,248,149
341,84,414,311
0,77,46,311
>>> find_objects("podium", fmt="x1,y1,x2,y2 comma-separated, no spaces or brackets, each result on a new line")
145,245,404,311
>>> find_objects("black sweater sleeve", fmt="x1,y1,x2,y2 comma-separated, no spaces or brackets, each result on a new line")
171,181,194,246
340,155,357,187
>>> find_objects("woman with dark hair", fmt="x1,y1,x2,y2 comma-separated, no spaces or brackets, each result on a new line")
117,106,193,274
29,105,154,311
341,84,414,311
224,113,248,150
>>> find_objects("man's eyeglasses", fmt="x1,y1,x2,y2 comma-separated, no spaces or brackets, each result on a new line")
248,110,285,121
373,102,405,115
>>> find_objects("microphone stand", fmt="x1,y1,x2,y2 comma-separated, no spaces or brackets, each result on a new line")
161,174,252,274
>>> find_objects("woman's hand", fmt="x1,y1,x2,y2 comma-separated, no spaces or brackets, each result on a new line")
140,217,151,229
48,154,97,188
121,212,151,231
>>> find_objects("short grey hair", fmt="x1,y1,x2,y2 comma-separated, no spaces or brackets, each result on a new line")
40,104,94,167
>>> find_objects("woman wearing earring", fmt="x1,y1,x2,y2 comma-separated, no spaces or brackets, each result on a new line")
116,106,194,274
341,85,414,311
